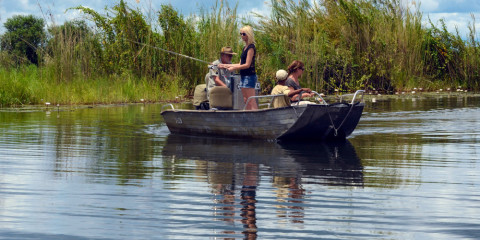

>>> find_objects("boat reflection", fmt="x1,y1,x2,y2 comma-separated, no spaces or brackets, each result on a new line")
162,134,363,187
161,134,363,239
277,140,364,187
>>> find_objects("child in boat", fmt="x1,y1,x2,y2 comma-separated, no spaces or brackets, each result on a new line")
271,70,313,108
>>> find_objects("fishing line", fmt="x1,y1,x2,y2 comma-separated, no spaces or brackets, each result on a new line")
127,40,211,65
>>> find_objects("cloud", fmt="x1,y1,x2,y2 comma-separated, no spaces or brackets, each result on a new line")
419,0,480,13
418,0,440,12
425,12,480,37
19,0,37,11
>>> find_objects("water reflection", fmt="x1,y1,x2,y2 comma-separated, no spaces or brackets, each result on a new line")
44,106,163,184
161,134,363,238
162,134,363,186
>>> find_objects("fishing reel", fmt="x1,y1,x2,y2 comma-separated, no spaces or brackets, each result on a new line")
208,64,219,70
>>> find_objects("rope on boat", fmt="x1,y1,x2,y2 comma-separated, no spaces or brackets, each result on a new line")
327,102,356,137
292,105,300,118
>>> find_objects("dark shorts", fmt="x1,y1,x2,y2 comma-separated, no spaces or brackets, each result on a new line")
240,75,257,88
241,186,257,198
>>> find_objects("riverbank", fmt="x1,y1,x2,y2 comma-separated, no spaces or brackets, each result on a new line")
362,90,478,99
0,66,187,107
2,87,477,112
2,63,478,108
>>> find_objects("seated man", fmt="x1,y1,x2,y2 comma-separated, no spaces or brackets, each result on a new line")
206,46,236,99
271,70,314,108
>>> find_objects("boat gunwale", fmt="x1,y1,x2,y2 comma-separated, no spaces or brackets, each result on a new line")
161,101,365,115
160,104,310,114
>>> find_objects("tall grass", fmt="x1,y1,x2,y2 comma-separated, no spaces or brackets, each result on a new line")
254,0,427,92
0,65,185,106
45,20,100,81
253,0,480,93
1,0,480,107
66,0,239,91
0,66,39,106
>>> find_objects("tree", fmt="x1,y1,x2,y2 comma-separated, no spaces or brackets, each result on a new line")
0,15,45,65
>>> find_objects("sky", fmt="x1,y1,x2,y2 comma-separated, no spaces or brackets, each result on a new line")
1,0,480,38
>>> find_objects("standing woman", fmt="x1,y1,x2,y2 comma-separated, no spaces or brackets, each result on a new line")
220,26,258,110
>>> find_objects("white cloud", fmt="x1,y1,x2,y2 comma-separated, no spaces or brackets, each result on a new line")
19,0,36,11
0,0,5,22
418,0,440,12
426,12,480,38
243,2,271,21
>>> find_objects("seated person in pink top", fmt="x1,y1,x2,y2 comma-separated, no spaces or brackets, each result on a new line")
286,60,315,102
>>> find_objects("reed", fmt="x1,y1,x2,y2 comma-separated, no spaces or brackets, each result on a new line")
0,66,39,106
254,0,426,92
1,0,480,107
254,0,480,93
0,65,186,106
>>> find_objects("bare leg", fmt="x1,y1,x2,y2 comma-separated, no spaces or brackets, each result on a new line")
242,88,257,110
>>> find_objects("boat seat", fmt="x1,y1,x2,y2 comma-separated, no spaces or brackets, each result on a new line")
209,86,233,110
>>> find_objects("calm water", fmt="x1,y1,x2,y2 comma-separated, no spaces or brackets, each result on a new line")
0,95,479,239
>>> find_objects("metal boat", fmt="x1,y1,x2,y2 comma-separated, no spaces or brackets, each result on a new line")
161,86,365,141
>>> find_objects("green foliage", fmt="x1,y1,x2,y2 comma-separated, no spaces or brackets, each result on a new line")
2,0,480,107
0,66,39,106
254,0,428,93
157,5,198,87
0,65,186,106
0,15,46,65
68,0,238,94
70,0,154,76
0,51,18,68
46,20,101,81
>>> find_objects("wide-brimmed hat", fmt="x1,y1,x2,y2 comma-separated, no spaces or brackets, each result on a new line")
276,69,288,81
221,46,237,55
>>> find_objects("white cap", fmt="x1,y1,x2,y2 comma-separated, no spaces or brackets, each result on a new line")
276,69,288,81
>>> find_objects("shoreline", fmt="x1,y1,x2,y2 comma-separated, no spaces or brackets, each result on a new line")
1,91,477,111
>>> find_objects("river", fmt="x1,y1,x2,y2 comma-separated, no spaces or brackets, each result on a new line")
0,94,479,239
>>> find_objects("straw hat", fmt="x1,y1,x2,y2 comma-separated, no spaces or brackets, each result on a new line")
276,69,288,81
220,46,237,55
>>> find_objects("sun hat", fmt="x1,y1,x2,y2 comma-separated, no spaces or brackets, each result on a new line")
221,46,237,55
276,69,288,81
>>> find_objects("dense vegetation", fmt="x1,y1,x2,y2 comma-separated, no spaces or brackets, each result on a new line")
0,0,479,106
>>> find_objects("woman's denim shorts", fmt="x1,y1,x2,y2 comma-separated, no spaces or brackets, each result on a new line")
239,75,257,88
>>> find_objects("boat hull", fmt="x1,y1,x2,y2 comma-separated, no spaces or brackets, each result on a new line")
161,102,364,141
278,103,364,140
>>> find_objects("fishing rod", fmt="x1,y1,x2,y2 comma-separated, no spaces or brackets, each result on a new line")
128,39,212,65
